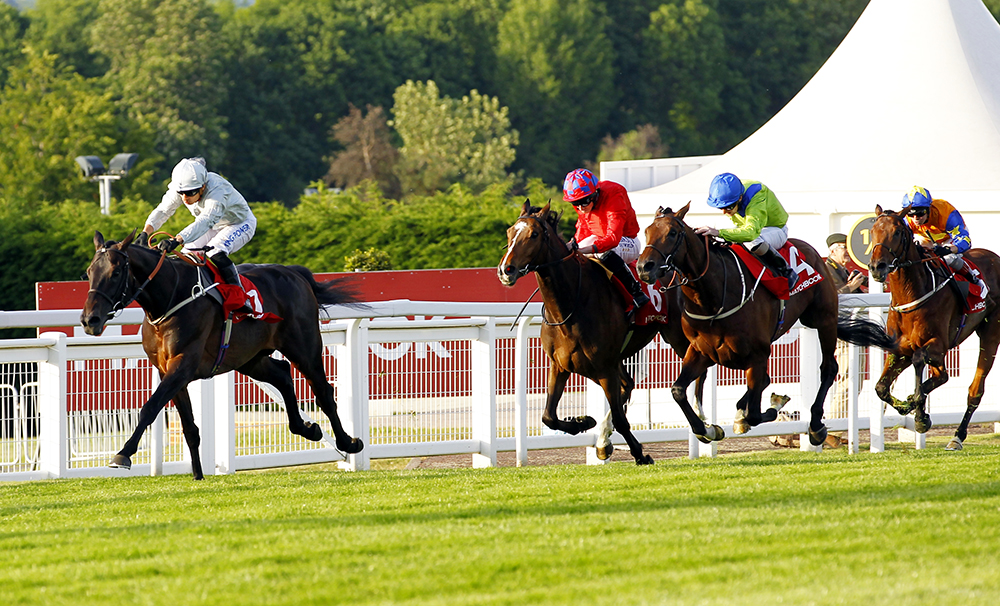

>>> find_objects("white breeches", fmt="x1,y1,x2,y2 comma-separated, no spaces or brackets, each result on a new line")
579,235,641,264
184,215,257,258
749,226,789,253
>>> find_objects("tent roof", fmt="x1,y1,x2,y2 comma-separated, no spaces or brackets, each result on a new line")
630,0,1000,215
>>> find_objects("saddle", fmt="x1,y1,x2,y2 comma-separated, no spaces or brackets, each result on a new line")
936,257,987,314
202,263,282,323
730,242,824,300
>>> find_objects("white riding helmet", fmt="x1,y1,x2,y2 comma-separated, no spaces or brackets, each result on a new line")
169,157,208,192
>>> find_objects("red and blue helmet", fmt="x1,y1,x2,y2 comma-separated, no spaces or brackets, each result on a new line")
706,173,744,209
563,168,599,203
901,186,932,209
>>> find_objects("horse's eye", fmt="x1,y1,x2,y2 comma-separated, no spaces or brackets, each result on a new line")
529,232,538,239
112,269,120,277
79,273,88,280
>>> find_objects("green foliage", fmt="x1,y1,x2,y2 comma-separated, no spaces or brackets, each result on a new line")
343,247,392,271
0,2,28,90
391,80,518,195
239,181,529,272
594,124,668,165
0,48,158,207
325,104,400,197
24,0,107,78
2,437,1000,604
91,0,227,168
495,0,617,183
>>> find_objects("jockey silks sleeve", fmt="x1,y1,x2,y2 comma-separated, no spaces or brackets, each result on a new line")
146,172,254,244
719,181,789,243
573,181,640,253
906,198,972,252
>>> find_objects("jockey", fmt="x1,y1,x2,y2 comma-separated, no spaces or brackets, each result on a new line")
139,157,257,313
901,186,988,295
563,168,650,311
695,172,798,290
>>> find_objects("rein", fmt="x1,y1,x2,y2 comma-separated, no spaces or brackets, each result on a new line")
872,217,955,313
88,246,169,320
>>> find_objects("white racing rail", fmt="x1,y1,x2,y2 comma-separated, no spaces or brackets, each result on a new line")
1,296,998,481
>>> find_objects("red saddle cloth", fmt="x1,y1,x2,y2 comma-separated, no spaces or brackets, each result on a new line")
607,262,670,326
206,263,283,323
950,258,988,313
730,242,825,300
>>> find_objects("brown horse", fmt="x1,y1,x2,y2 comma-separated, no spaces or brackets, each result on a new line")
637,203,897,446
497,201,708,465
867,206,1000,450
80,230,364,479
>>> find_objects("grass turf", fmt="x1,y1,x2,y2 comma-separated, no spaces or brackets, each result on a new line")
2,433,999,606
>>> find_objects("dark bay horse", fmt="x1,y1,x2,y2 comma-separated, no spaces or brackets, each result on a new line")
81,230,364,479
637,203,897,446
868,206,1000,450
497,201,711,465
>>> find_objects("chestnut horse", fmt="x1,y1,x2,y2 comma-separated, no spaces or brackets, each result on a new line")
497,201,708,465
80,230,364,479
637,203,897,446
867,206,1000,450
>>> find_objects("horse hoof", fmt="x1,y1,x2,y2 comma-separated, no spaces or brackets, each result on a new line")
733,420,750,435
193,473,204,481
302,421,324,442
109,454,132,470
915,416,933,434
695,433,712,444
945,437,964,451
577,416,598,432
809,425,828,447
338,437,364,454
635,454,654,466
596,444,614,460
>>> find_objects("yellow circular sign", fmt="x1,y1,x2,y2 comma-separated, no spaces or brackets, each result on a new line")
845,214,877,267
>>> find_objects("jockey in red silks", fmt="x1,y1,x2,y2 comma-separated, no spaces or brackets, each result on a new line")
563,168,650,311
694,172,799,290
139,157,257,313
902,186,988,296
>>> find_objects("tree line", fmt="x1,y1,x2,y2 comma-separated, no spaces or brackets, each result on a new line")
3,0,999,318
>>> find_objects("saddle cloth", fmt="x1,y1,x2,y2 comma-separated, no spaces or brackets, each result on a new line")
948,258,988,314
605,262,670,327
730,242,824,300
202,263,282,323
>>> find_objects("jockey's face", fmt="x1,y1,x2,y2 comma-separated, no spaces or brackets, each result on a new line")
572,190,599,211
722,201,739,216
181,185,204,204
908,207,929,225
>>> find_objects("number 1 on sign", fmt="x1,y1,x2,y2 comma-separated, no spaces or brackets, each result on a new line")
861,229,874,256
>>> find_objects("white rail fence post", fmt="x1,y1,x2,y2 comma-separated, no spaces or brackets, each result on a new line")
584,380,608,465
868,281,886,453
337,318,370,471
149,370,163,476
695,365,719,458
798,328,823,453
848,342,861,454
189,377,217,476
214,371,236,475
38,332,67,479
472,317,497,468
514,316,532,467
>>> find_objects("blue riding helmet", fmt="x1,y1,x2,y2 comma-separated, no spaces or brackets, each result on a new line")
707,173,744,209
902,186,932,209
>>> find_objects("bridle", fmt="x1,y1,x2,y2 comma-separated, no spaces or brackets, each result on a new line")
642,218,712,289
870,214,940,274
88,246,168,320
505,214,582,327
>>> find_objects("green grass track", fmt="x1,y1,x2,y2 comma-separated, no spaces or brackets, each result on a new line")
3,434,1000,606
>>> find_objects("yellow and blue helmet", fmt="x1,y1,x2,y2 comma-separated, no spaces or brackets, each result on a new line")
902,186,932,209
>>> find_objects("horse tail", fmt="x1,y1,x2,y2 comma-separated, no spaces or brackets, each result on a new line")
289,266,367,308
836,312,897,351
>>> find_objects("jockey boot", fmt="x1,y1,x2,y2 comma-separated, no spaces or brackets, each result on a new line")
959,261,989,298
212,253,253,315
598,250,650,311
756,246,799,291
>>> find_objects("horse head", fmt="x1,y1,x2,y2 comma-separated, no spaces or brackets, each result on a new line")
497,199,564,287
868,204,915,283
81,229,138,336
637,202,692,285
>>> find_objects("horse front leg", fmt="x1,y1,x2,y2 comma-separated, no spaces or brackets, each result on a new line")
740,362,771,428
600,374,652,465
170,388,204,480
110,357,197,471
671,351,723,443
875,352,914,415
913,353,949,434
594,362,637,458
542,364,595,435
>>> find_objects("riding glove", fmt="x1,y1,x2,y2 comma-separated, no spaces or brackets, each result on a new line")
157,237,180,253
933,244,951,256
136,232,150,248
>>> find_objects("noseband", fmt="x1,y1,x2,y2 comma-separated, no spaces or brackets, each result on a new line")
88,246,167,319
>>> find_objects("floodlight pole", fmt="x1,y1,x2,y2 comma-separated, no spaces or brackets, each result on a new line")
96,174,121,216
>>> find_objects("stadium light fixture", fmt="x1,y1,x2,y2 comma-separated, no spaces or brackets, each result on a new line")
74,153,139,215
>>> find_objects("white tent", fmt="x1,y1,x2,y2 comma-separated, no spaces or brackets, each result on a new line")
628,0,1000,251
